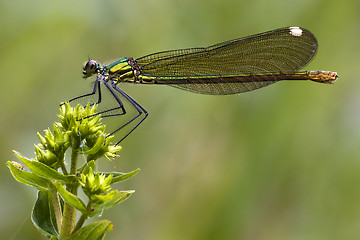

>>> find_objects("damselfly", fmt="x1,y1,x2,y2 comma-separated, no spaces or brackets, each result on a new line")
68,26,338,145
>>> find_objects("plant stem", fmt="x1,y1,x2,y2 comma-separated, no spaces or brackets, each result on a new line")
60,160,68,175
51,188,62,232
59,138,80,238
72,214,86,235
72,200,92,234
70,139,80,175
59,185,78,238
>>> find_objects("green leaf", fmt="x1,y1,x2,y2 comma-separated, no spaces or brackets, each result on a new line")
55,182,87,214
64,220,113,240
82,160,96,175
81,134,106,155
90,190,122,203
7,161,54,191
37,132,47,146
31,191,59,238
103,168,140,184
89,190,134,218
13,151,78,184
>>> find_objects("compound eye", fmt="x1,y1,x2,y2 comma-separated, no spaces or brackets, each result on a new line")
83,59,99,78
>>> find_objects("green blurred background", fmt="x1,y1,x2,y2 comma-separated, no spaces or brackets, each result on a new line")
1,0,359,239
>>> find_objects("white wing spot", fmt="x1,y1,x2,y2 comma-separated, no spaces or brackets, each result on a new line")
289,26,303,36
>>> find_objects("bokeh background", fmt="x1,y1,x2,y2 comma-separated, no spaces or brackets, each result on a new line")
1,0,359,239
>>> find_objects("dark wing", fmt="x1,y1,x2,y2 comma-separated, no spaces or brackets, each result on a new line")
136,27,318,94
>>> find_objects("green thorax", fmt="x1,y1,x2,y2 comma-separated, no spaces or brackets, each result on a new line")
105,58,135,83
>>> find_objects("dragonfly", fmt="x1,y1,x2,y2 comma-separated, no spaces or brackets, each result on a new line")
68,26,338,145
